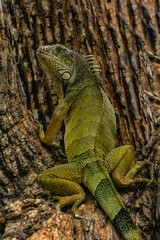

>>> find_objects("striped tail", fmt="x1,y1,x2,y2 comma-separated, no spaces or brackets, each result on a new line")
83,161,143,240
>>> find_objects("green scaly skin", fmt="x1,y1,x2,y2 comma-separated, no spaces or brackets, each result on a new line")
36,44,153,240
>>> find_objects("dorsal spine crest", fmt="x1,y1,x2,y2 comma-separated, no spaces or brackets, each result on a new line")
84,55,101,76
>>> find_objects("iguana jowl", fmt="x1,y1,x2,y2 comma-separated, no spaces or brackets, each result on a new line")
36,44,153,240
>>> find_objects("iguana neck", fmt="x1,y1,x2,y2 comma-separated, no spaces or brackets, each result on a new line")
64,73,99,101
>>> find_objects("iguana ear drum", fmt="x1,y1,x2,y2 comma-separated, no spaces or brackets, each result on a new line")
58,69,71,80
62,72,71,80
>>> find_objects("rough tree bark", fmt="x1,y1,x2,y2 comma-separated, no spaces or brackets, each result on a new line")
0,0,160,239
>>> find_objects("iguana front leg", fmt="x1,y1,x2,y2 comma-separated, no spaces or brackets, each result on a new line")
39,102,70,147
102,145,154,187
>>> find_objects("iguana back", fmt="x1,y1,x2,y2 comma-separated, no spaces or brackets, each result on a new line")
65,83,116,162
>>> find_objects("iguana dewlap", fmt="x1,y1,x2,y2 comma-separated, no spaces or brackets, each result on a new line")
36,44,153,240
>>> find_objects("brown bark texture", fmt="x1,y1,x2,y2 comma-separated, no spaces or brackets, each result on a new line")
0,0,160,239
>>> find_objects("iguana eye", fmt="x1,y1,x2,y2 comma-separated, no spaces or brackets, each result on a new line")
67,59,72,65
56,47,64,53
62,72,71,80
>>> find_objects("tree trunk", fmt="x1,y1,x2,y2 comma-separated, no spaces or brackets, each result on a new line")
0,0,159,239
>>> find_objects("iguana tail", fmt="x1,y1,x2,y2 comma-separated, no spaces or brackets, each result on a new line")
83,161,143,240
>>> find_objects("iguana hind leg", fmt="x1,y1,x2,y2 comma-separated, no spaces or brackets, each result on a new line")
103,145,153,187
36,162,85,213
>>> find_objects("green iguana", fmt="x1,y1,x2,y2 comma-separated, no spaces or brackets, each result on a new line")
36,44,153,240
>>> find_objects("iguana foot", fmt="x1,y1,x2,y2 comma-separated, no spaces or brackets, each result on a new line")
53,193,85,215
38,124,60,148
54,197,82,218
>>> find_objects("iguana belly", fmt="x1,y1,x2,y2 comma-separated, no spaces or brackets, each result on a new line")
64,84,116,162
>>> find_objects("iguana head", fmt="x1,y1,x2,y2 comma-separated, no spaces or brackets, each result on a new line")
37,45,76,85
36,44,101,97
